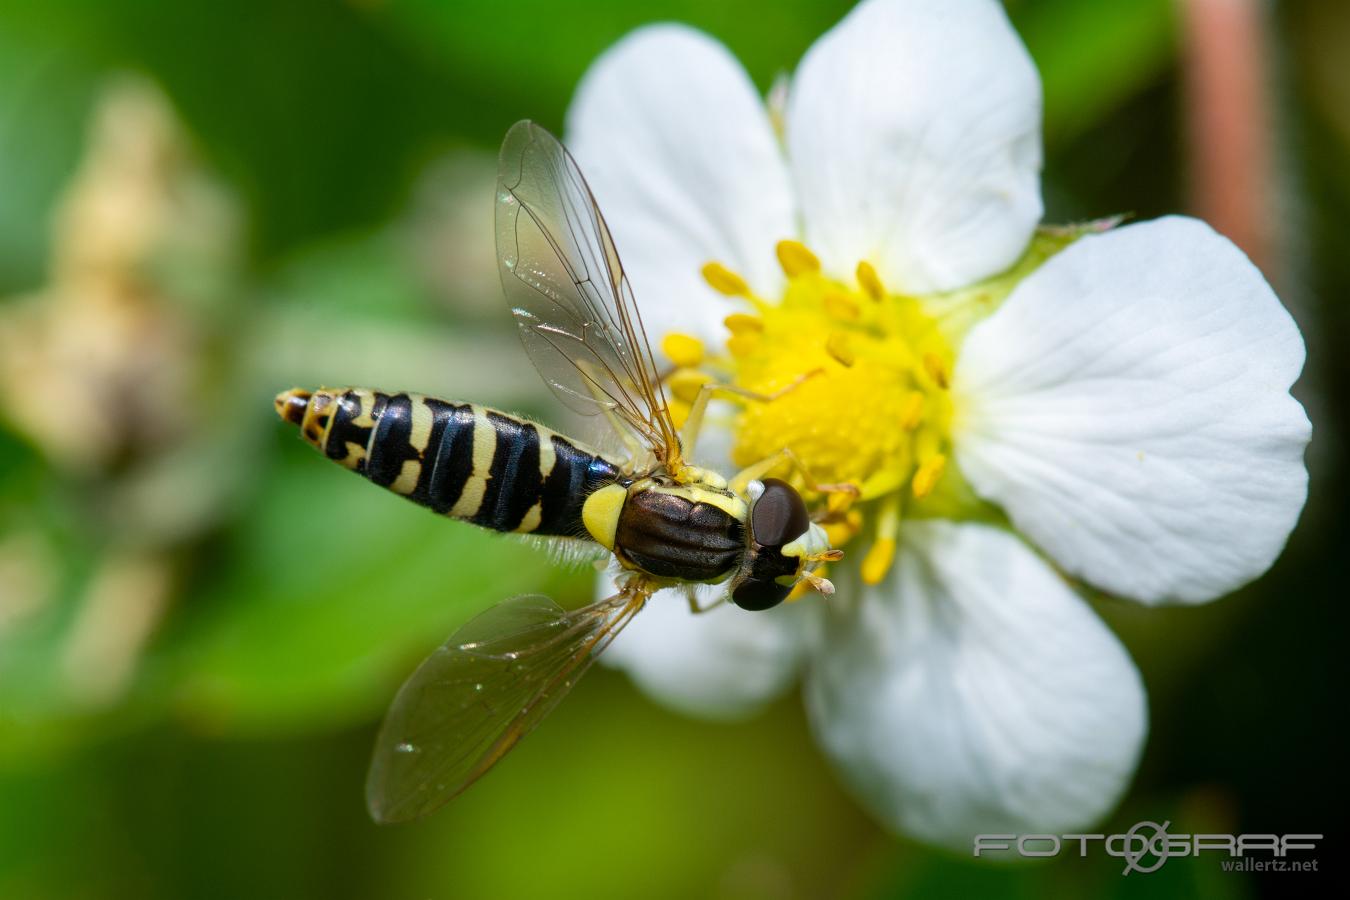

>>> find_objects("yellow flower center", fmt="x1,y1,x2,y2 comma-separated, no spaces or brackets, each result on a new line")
669,240,959,585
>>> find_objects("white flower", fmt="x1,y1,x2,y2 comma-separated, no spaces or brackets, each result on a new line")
565,0,1310,850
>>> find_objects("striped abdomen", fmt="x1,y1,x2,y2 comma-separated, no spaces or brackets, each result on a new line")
275,387,623,537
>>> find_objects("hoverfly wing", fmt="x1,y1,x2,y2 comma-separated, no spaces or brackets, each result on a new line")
366,589,645,823
495,120,678,464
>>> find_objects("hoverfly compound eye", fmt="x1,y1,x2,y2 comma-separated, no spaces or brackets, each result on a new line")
731,578,791,612
731,479,812,612
750,478,810,548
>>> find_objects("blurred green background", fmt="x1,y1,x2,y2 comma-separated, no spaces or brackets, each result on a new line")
0,1,1344,898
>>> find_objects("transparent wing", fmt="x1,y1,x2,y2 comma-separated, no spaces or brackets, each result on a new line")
495,119,678,464
365,588,646,823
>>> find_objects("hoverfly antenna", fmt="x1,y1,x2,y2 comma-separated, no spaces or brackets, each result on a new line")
800,570,835,596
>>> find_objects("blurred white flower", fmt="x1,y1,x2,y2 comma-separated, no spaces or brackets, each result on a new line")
568,0,1309,849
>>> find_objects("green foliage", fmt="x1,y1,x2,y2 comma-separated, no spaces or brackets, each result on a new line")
0,27,98,292
157,443,581,736
0,0,1340,897
1012,0,1178,143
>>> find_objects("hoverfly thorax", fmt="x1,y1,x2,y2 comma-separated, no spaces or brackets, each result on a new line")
585,474,747,585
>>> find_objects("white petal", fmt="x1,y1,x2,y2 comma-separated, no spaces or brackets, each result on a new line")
805,521,1146,850
955,216,1311,605
601,578,807,720
566,25,795,346
787,0,1042,294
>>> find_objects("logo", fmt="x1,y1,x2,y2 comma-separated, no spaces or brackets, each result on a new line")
973,824,1322,875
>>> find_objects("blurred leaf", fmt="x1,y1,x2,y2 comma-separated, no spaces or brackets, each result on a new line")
1011,0,1178,145
151,437,587,736
250,225,548,414
0,0,467,260
379,0,856,131
0,4,1336,900
0,28,95,292
2,0,1179,279
381,0,1176,151
266,231,432,322
388,674,873,900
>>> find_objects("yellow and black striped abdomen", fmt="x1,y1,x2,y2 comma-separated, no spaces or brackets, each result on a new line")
276,387,623,537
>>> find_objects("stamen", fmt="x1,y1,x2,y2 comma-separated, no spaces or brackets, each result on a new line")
819,504,862,547
899,391,925,430
915,428,941,461
821,522,849,548
727,332,760,358
668,398,691,429
825,332,856,367
823,291,860,320
661,332,705,368
911,453,947,499
856,261,885,301
826,491,855,516
720,247,958,592
922,352,950,390
702,261,750,297
666,367,712,403
861,495,901,585
723,313,763,335
861,538,896,585
776,240,820,278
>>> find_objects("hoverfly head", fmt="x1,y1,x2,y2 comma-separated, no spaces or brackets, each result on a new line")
730,478,838,610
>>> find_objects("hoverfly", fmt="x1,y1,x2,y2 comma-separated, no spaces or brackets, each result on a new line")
275,121,841,824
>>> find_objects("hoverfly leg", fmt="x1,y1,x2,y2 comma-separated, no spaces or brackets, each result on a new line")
728,446,860,502
603,403,649,471
677,368,826,466
675,381,718,463
685,586,727,615
783,447,853,499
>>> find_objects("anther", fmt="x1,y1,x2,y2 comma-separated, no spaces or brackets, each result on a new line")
899,391,925,430
911,453,947,499
723,313,763,335
856,261,885,300
821,508,862,548
776,240,820,279
922,352,950,390
861,539,895,586
666,368,712,403
821,522,849,547
823,291,860,320
825,332,856,368
861,495,901,585
661,332,705,368
702,261,750,296
727,333,760,358
668,399,692,429
826,491,855,516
